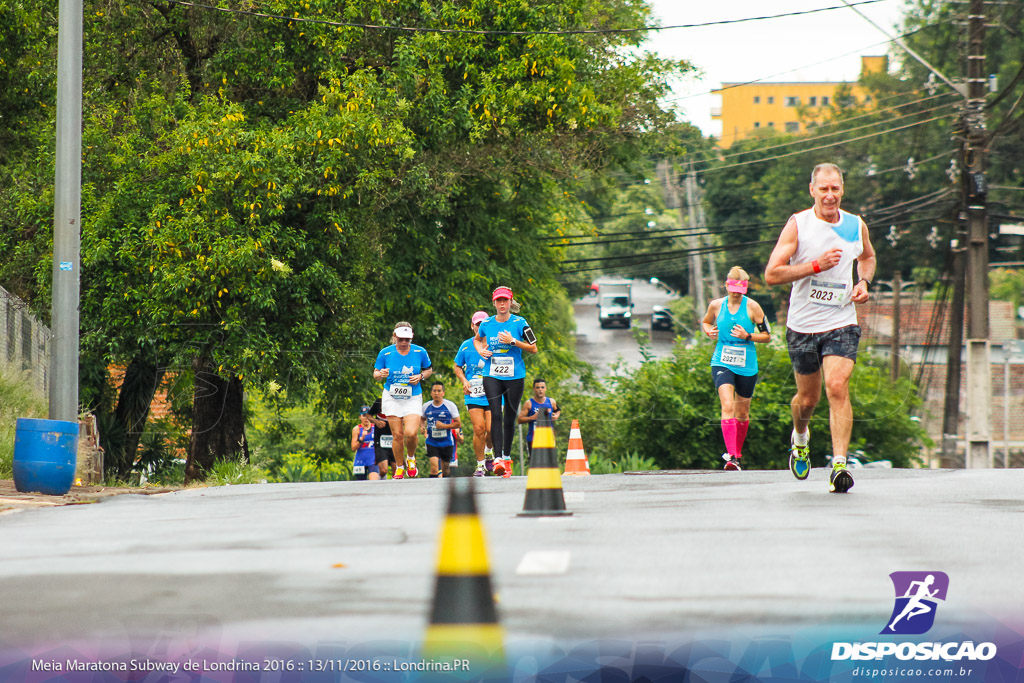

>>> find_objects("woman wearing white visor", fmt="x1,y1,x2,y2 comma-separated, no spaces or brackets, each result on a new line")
372,321,432,479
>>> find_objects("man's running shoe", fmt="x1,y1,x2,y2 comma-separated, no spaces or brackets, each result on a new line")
789,442,811,480
407,459,418,478
502,459,512,478
393,467,405,480
722,453,741,471
829,461,855,493
493,459,506,476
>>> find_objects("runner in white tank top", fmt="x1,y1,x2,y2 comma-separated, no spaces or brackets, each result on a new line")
764,163,877,494
786,207,863,333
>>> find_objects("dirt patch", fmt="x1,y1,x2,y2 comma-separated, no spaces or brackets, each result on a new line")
0,479,179,515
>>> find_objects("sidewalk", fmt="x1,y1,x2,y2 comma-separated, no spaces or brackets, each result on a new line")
0,479,177,515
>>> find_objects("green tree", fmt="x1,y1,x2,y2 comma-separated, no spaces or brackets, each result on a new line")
1,0,686,480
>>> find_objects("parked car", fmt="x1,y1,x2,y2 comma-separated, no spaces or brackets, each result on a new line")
650,305,673,331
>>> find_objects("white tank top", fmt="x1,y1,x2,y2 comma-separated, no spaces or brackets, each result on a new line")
786,208,864,333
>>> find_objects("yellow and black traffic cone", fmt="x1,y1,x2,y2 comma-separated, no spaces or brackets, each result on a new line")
518,409,573,517
423,478,505,667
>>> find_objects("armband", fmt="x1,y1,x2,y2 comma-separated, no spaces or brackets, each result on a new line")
757,319,771,334
522,326,537,345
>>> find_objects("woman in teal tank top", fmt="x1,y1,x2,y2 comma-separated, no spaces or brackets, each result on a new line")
700,266,772,470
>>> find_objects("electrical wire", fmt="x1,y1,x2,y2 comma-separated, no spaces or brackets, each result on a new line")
694,113,955,174
865,150,955,179
704,95,957,164
558,239,776,274
159,0,885,36
547,220,777,243
665,24,938,105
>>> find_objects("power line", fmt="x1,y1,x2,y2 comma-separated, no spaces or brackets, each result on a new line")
547,220,776,243
865,150,955,178
666,24,939,106
695,113,955,174
702,95,957,165
158,0,885,36
552,199,956,252
560,241,775,275
558,239,775,273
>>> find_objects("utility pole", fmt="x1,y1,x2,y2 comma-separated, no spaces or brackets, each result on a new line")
657,159,705,318
682,164,707,315
50,0,83,422
942,239,967,466
890,272,902,383
962,0,992,468
689,161,721,299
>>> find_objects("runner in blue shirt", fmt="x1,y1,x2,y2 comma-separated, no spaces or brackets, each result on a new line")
473,285,538,477
454,310,495,477
372,321,432,479
700,266,770,471
420,382,461,478
518,377,561,457
349,405,381,480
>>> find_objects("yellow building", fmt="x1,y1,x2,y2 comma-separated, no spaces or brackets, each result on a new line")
711,56,888,149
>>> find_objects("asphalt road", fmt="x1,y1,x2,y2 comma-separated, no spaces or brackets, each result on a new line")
1,466,1021,680
573,278,689,377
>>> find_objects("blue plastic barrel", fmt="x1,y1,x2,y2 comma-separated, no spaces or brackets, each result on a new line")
13,418,79,496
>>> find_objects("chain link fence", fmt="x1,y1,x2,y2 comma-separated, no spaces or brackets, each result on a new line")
1,285,50,400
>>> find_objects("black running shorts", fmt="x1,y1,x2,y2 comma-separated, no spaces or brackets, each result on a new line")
711,366,758,398
426,444,454,463
786,324,861,375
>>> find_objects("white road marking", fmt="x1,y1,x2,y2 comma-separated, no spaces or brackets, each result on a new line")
516,550,571,575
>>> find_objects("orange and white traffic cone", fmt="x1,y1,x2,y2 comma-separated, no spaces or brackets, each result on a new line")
562,420,590,476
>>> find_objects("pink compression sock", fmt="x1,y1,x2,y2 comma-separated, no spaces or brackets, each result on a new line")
721,418,738,456
736,420,750,457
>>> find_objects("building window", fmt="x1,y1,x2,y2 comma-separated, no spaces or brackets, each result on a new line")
785,96,800,107
767,96,774,104
753,122,760,128
808,96,818,106
753,96,760,104
785,122,799,133
822,96,830,106
767,122,774,128
864,96,872,104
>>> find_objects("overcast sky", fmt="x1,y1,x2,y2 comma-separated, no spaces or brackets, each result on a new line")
643,0,910,137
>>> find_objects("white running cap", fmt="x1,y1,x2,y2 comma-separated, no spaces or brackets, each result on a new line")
394,326,414,339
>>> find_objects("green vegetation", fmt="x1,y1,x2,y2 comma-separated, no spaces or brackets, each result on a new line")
0,364,48,479
558,333,931,471
0,0,686,480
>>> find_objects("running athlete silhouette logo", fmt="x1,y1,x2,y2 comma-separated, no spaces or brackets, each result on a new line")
881,571,949,635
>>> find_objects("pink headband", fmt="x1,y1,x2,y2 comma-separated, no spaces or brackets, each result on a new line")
726,278,748,293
